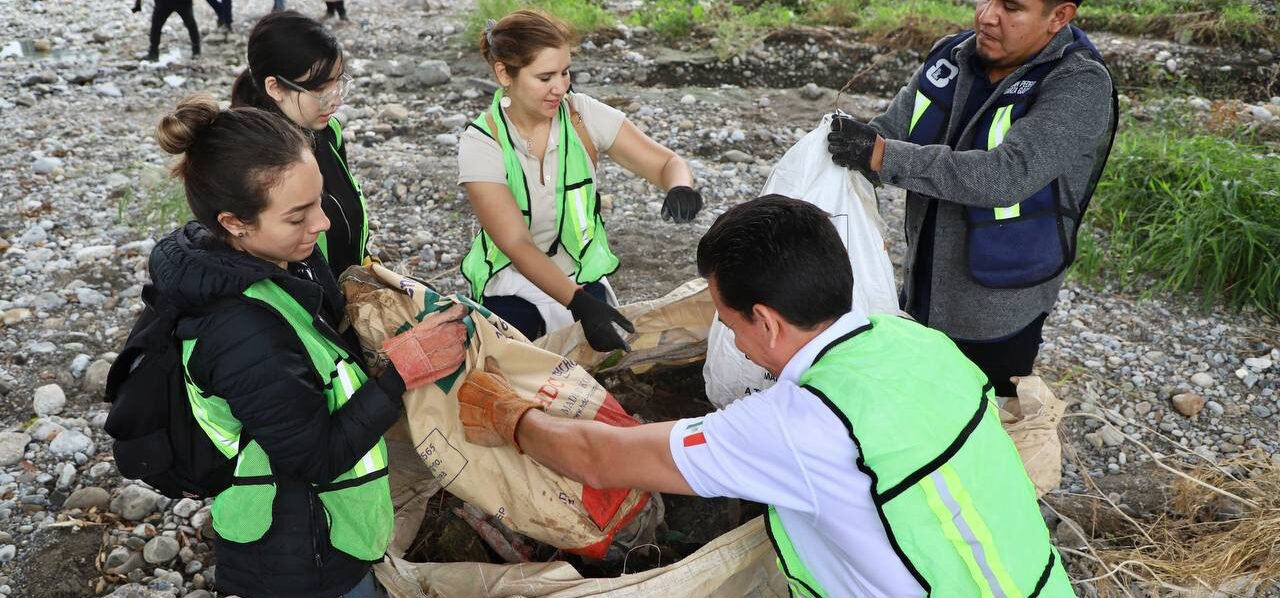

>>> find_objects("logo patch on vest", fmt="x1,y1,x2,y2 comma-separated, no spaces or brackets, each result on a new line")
926,58,959,88
1004,80,1036,96
681,419,707,447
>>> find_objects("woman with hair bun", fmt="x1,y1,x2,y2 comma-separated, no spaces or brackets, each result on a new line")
459,9,704,352
231,10,370,281
148,95,466,598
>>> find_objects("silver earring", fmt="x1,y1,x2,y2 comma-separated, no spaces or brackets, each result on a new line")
238,231,246,238
499,92,511,109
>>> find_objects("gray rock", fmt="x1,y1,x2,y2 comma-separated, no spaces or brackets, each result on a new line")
184,589,212,598
434,133,458,145
33,157,64,175
75,287,107,307
1190,372,1214,388
57,461,77,489
71,354,91,378
75,245,116,261
172,498,201,519
85,359,112,391
380,103,409,122
33,383,66,416
1245,105,1276,123
799,82,824,100
64,486,111,511
27,419,66,442
89,461,114,478
722,150,751,163
105,546,132,570
0,544,13,563
190,506,212,533
69,69,98,84
1250,405,1272,419
0,433,31,467
111,485,162,521
49,429,94,457
411,60,452,87
679,94,696,105
143,536,180,564
1206,400,1225,416
17,223,48,244
439,113,468,129
105,582,163,597
22,72,57,86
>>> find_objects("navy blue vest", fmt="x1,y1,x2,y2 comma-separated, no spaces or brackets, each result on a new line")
907,26,1117,288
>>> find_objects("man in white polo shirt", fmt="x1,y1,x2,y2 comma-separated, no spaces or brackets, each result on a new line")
457,195,1072,597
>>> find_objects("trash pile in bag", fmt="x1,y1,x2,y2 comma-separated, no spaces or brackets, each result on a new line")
340,263,1067,598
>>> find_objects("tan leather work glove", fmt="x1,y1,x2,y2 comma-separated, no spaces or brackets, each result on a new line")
380,303,469,389
457,357,542,451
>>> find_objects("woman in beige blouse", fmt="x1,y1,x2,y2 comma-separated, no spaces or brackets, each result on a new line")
458,9,703,353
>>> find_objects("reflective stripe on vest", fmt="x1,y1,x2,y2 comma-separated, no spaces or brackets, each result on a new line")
460,89,619,300
765,315,1073,597
905,26,1114,288
184,278,392,560
316,116,369,266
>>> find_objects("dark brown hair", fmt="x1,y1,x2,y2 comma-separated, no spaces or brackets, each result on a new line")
230,11,343,116
480,9,576,77
157,94,311,239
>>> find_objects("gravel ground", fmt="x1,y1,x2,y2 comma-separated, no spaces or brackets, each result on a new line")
0,0,1277,596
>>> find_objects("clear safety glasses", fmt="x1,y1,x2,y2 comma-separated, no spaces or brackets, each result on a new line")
278,73,353,105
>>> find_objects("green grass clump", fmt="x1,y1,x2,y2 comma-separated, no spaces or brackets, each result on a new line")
465,0,616,43
1076,120,1280,315
630,0,1275,51
116,175,191,233
1077,0,1277,46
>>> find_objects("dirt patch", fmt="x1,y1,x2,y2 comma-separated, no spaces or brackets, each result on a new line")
636,27,1280,102
11,527,103,598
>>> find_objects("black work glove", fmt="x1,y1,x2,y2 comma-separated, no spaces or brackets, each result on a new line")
661,186,703,223
827,115,879,180
567,289,635,353
132,0,142,12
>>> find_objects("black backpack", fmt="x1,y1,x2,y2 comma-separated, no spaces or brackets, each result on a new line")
103,284,241,499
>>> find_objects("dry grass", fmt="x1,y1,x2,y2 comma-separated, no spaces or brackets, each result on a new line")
1051,408,1280,596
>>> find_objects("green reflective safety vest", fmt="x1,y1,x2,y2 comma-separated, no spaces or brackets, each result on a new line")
181,278,392,561
317,117,370,266
460,89,619,301
768,314,1073,597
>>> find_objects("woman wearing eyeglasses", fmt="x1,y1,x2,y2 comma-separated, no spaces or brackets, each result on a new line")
231,11,368,281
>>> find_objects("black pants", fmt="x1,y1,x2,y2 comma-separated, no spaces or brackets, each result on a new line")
484,281,608,342
204,0,232,26
150,0,200,55
952,312,1048,398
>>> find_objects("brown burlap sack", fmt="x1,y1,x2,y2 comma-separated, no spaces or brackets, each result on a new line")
343,264,651,558
1000,375,1066,497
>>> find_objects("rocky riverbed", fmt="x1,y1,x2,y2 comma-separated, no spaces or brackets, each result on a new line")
1,0,1278,596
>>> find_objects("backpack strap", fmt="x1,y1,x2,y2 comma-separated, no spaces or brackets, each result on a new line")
567,98,598,169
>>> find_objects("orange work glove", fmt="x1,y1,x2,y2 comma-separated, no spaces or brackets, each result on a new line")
380,303,469,389
457,358,542,451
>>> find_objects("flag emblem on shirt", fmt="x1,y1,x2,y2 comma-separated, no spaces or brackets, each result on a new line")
682,419,707,447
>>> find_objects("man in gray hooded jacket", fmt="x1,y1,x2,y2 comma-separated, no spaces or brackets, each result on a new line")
827,0,1117,397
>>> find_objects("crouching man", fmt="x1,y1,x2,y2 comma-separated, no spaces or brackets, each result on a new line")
459,195,1073,597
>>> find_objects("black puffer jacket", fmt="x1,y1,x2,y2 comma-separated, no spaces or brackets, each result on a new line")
149,222,404,598
316,120,368,281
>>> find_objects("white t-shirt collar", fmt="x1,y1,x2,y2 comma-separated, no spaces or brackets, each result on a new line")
778,310,872,384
